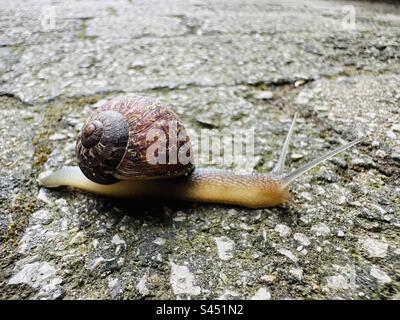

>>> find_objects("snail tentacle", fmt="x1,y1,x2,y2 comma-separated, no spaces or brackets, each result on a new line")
272,112,297,175
280,136,365,188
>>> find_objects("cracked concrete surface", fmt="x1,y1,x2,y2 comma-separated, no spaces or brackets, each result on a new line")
0,0,399,299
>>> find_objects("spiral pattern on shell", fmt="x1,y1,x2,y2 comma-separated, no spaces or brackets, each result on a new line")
76,95,195,184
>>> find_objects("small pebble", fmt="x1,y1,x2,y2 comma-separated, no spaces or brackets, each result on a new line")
274,224,291,237
153,237,166,246
277,248,298,263
370,265,391,284
300,192,313,202
37,188,52,204
49,133,67,141
390,152,400,161
289,268,303,280
173,211,187,222
371,140,380,147
214,236,236,261
294,79,306,87
391,124,400,132
375,150,387,158
295,91,310,104
311,223,331,237
359,238,388,258
251,288,271,300
351,158,365,166
293,233,311,246
255,91,273,100
291,153,304,160
326,275,349,290
386,130,396,139
260,275,276,284
337,230,345,237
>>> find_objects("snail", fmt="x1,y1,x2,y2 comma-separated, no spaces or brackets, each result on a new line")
38,95,364,209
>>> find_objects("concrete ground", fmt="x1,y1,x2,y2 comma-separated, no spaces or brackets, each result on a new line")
0,0,399,299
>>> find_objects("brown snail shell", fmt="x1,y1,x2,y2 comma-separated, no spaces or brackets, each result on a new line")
76,95,195,184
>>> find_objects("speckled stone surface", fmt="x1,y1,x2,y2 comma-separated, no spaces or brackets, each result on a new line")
0,0,399,299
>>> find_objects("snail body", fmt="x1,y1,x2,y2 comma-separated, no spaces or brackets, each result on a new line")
38,95,363,209
40,167,288,208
